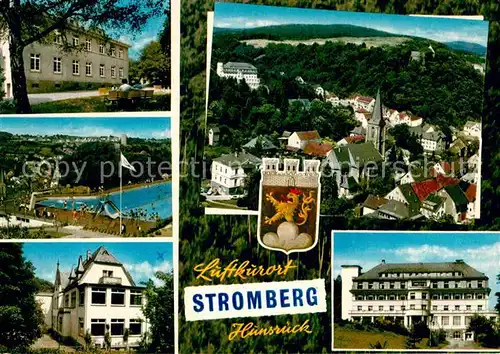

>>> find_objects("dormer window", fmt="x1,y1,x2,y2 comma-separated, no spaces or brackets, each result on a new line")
103,270,113,277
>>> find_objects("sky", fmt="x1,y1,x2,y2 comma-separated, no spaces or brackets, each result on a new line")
214,3,489,48
333,231,500,310
23,242,173,286
0,117,171,139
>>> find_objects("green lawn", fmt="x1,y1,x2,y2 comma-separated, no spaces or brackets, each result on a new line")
0,94,170,113
333,324,448,350
204,199,244,209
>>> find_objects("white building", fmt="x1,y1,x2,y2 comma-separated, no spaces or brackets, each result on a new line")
216,62,260,90
463,121,481,138
207,127,220,146
210,152,261,195
341,260,498,341
36,247,147,349
0,25,129,98
287,130,321,150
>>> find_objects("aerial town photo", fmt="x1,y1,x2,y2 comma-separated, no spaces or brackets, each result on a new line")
202,3,487,225
0,117,172,238
332,231,500,350
0,0,171,114
0,242,174,353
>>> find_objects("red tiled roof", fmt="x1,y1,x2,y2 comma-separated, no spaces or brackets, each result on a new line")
344,135,365,144
465,184,477,202
357,96,374,104
357,108,369,113
296,130,321,141
411,174,460,202
303,142,333,157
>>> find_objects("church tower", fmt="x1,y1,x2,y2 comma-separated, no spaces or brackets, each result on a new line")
366,89,386,156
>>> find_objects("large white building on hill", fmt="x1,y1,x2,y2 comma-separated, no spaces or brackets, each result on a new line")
341,260,499,341
35,246,147,349
216,61,260,90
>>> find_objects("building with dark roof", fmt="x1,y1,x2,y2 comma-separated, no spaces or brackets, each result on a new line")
341,260,498,341
35,246,146,349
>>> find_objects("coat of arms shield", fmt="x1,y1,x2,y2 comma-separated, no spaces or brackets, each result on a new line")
257,158,321,254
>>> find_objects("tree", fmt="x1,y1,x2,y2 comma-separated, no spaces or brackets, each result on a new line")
0,0,163,113
0,243,44,350
468,315,500,348
495,273,500,313
321,163,339,215
123,328,130,352
134,41,170,86
141,271,174,353
84,329,92,350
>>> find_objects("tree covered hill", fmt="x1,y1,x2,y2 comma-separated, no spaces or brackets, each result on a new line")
213,36,485,130
214,23,401,40
444,40,487,57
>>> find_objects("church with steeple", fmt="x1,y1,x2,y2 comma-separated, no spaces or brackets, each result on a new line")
366,89,387,157
35,246,147,349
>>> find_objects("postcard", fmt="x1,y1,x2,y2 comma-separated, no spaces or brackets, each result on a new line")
202,3,488,227
0,116,172,238
331,231,500,351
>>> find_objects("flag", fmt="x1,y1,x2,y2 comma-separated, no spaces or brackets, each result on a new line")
120,153,136,172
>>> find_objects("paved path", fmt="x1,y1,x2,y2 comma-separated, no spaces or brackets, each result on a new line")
32,334,75,352
28,91,100,105
60,225,120,238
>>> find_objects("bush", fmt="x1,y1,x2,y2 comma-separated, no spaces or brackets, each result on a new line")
428,329,447,347
0,98,16,113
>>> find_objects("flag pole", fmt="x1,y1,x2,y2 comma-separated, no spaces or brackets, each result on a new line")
119,151,122,235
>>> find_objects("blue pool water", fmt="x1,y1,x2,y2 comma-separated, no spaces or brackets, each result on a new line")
38,182,172,221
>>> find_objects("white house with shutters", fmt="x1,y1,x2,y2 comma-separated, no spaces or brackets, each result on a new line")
35,246,147,349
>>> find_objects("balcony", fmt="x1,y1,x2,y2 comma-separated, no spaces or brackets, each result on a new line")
99,276,122,285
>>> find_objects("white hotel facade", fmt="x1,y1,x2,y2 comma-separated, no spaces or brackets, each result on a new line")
216,61,260,90
0,23,129,98
341,260,499,341
36,247,147,349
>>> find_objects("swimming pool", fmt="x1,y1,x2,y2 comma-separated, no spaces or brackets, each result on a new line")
38,181,172,221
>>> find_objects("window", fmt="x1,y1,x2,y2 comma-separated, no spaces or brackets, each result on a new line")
111,319,124,336
357,295,363,301
86,39,92,51
422,305,427,310
64,294,69,307
455,305,460,311
30,54,40,71
432,281,438,289
478,305,483,311
99,44,104,54
79,289,85,306
444,281,449,289
71,291,76,308
111,66,116,78
400,295,406,300
72,60,80,75
367,295,374,301
129,319,142,335
453,316,461,326
119,49,124,58
111,289,125,305
91,287,106,304
91,319,105,336
390,282,395,289
465,316,472,326
130,291,142,306
442,316,449,326
119,67,124,78
444,305,449,311
443,294,450,300
378,295,384,300
466,305,471,311
53,32,62,44
410,304,415,310
53,57,62,73
401,305,405,311
433,305,438,311
378,306,383,311
422,293,427,300
103,270,113,277
410,293,415,300
400,282,406,289
477,294,484,300
389,305,394,311
389,295,395,300
99,64,105,77
454,294,461,300
111,47,116,57
466,294,473,300
73,36,79,46
357,306,362,311
368,306,373,311
86,62,92,76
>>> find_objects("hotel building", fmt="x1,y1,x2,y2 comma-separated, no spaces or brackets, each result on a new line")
216,61,260,90
0,23,129,98
36,246,147,349
341,260,499,341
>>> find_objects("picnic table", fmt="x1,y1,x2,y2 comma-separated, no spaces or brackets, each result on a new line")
103,89,155,110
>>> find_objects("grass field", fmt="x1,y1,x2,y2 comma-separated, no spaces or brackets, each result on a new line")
333,324,449,350
0,94,171,113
